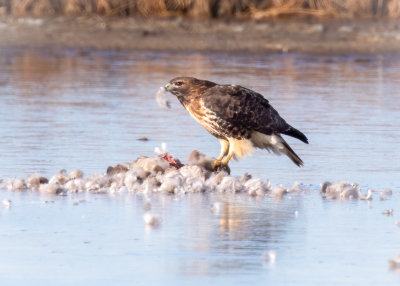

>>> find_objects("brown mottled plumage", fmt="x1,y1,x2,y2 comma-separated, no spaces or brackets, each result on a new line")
165,77,308,173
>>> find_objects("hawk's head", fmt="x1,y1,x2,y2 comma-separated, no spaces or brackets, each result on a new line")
165,77,216,103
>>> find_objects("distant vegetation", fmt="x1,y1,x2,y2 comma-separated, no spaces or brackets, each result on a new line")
1,0,400,19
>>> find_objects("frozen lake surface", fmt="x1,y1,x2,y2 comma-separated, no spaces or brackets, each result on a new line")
1,48,400,285
1,190,400,286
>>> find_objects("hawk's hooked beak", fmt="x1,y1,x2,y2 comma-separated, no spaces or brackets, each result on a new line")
165,83,172,91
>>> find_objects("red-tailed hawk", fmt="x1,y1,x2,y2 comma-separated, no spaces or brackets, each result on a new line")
165,77,308,173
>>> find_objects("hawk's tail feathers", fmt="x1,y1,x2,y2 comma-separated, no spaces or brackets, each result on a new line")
282,126,308,144
250,132,304,167
281,138,304,167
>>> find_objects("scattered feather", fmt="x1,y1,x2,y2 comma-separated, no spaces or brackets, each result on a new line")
155,86,171,109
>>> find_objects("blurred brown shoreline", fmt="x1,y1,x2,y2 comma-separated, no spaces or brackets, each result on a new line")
1,15,400,55
1,1,400,55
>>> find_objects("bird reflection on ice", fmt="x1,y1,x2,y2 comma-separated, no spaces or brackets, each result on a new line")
178,193,303,276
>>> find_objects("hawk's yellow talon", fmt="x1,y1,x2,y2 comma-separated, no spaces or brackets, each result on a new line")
212,160,230,174
212,160,221,170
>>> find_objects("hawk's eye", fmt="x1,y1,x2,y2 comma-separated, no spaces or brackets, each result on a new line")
175,81,183,87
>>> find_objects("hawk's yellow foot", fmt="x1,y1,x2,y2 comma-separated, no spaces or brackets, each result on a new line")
212,160,231,174
212,160,221,170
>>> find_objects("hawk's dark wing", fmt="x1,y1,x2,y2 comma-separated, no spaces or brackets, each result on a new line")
201,85,287,134
201,84,308,143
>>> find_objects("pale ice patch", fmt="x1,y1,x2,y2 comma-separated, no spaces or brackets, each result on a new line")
211,202,222,214
2,199,11,208
1,178,27,191
0,150,389,203
320,181,392,201
320,181,361,200
245,177,270,197
143,213,161,227
0,150,291,198
383,208,393,216
271,185,288,198
69,169,84,179
261,250,276,267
